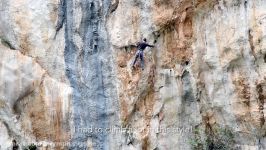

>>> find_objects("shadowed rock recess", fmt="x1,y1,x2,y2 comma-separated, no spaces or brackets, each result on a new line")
0,0,266,149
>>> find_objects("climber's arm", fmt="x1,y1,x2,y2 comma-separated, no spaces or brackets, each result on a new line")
146,43,155,48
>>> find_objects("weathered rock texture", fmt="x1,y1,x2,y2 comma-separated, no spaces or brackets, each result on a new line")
0,0,266,149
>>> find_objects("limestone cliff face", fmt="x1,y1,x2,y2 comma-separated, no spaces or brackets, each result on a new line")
0,0,266,149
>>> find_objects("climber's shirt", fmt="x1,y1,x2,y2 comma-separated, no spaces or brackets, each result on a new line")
137,42,154,51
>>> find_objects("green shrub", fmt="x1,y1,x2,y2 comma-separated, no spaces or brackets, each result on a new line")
23,144,37,150
189,126,235,150
189,127,204,150
206,127,235,150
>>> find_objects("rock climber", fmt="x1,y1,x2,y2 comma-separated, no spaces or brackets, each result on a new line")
132,38,155,70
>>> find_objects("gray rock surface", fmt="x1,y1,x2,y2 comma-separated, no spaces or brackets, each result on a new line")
0,0,266,149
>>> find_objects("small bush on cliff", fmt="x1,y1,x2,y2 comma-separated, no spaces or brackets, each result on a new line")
206,127,235,150
189,127,204,150
189,126,235,150
23,144,37,150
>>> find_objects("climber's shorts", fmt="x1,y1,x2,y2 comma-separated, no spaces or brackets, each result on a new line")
136,50,144,59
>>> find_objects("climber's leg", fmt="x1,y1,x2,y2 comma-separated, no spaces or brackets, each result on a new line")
132,50,140,67
140,51,144,70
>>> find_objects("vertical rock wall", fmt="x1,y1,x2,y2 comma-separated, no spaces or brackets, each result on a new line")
108,0,266,149
0,0,266,149
63,0,120,149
